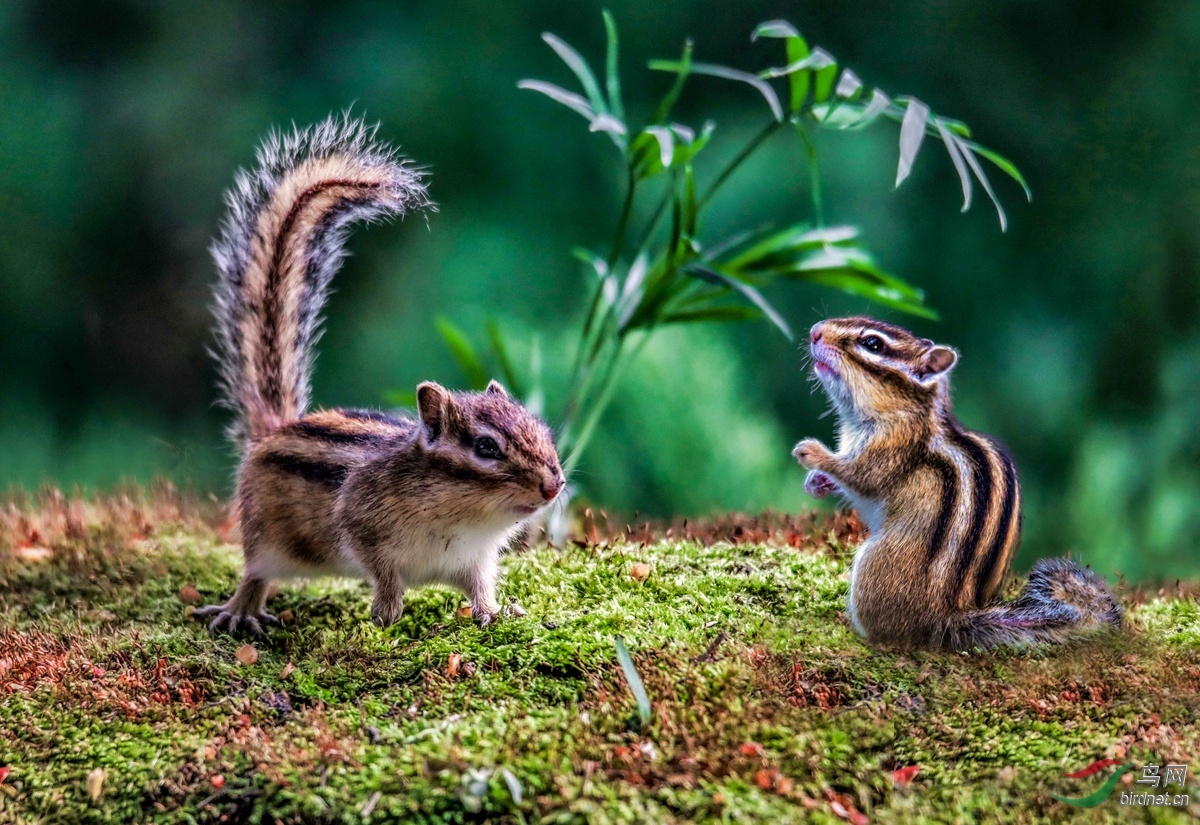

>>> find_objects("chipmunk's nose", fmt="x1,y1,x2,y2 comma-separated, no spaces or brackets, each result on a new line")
540,469,564,502
810,324,824,345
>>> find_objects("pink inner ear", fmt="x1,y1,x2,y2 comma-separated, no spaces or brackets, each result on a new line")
923,347,956,376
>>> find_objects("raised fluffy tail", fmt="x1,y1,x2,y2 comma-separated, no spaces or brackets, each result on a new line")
210,113,431,446
941,558,1123,650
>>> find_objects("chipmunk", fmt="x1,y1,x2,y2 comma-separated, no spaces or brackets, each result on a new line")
194,114,564,636
793,317,1121,650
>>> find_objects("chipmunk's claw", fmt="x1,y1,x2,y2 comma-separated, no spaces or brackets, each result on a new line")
193,604,280,637
804,470,839,500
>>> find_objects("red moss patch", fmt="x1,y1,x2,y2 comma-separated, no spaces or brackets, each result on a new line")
748,648,865,710
0,482,222,573
0,629,206,715
577,508,867,554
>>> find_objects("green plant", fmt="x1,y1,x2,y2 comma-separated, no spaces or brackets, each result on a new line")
431,13,1028,478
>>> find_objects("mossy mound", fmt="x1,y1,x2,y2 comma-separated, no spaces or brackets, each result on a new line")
0,491,1197,823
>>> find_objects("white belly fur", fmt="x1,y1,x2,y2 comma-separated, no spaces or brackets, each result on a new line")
245,518,522,589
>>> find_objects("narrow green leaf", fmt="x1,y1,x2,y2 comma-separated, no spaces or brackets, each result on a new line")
835,68,863,99
751,20,800,39
589,113,627,137
785,246,925,301
720,224,859,272
801,268,938,319
644,126,675,167
957,139,1008,231
615,636,652,725
682,163,697,238
685,263,793,340
499,768,524,805
788,44,811,113
852,89,891,128
630,131,664,179
770,246,936,318
673,120,715,164
572,247,607,276
436,316,490,390
486,319,526,399
966,142,1032,201
518,80,595,121
616,254,653,333
756,27,814,113
601,275,619,309
812,51,839,103
662,305,764,325
649,41,693,124
602,10,625,122
542,32,608,115
936,119,972,212
938,117,972,138
760,48,834,80
653,61,783,122
896,97,931,187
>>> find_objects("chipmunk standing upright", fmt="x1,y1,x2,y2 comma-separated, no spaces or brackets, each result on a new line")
195,115,564,636
793,317,1121,650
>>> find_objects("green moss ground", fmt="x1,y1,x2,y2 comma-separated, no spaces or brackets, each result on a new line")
0,495,1197,823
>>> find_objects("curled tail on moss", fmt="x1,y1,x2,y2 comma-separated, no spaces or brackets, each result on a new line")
941,558,1123,650
210,113,431,448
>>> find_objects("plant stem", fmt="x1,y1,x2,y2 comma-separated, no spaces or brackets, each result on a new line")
562,333,647,475
636,185,673,251
607,167,638,268
697,121,781,211
562,286,604,432
796,123,824,227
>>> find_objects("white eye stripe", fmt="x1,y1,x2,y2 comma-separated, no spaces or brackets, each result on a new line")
863,329,899,346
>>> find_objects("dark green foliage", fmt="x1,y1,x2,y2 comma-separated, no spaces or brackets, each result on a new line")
447,14,1025,472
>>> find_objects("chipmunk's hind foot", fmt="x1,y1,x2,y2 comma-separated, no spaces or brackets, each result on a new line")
192,576,280,636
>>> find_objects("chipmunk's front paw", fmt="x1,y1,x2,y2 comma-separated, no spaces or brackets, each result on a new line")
804,470,840,500
193,603,280,637
792,438,830,469
370,595,405,629
504,602,527,619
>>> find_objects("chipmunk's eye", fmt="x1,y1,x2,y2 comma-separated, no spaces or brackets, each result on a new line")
860,335,885,354
473,436,503,460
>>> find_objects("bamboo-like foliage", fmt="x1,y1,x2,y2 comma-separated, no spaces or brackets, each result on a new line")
431,14,1029,476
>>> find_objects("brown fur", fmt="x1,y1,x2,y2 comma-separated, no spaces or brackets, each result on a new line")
197,117,563,635
794,317,1120,649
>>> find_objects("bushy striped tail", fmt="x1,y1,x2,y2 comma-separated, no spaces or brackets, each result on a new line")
941,558,1123,650
210,113,432,447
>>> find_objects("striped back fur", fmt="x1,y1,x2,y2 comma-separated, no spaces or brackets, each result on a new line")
210,114,432,446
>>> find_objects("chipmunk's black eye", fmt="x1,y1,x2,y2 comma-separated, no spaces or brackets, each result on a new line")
473,436,503,460
861,335,885,354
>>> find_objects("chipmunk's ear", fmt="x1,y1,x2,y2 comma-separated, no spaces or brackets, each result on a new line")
915,345,958,386
417,382,458,442
484,380,509,398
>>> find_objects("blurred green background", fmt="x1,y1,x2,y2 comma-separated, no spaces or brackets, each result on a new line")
1,0,1197,582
